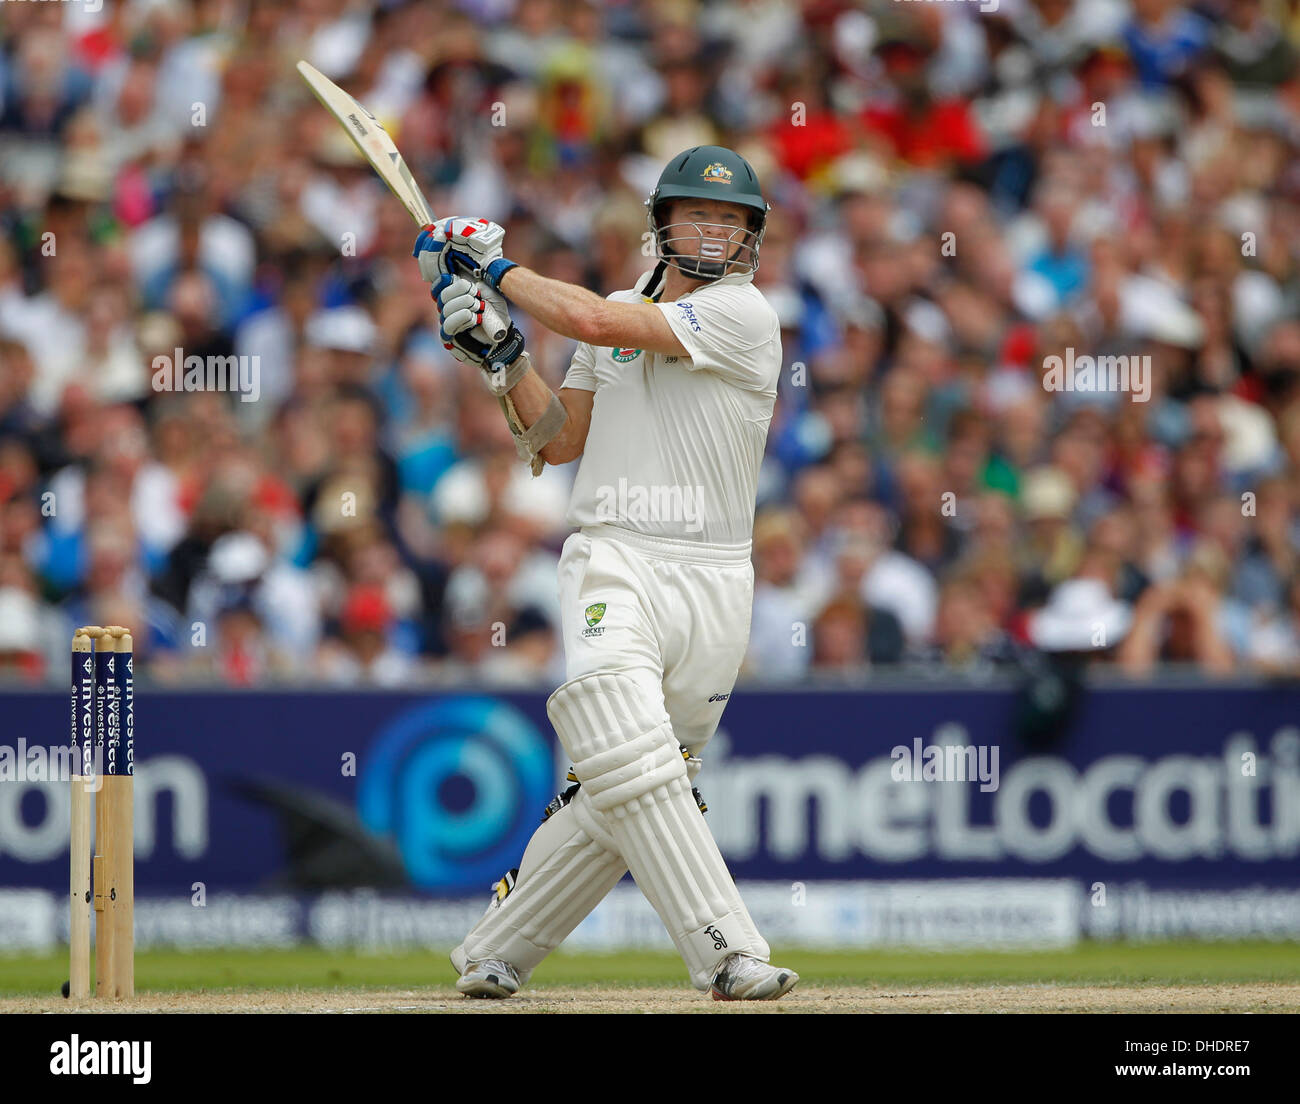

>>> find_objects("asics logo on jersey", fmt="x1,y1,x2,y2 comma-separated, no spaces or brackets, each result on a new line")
675,301,702,332
708,692,731,703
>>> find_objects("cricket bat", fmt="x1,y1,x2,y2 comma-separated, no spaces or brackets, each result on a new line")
296,60,508,342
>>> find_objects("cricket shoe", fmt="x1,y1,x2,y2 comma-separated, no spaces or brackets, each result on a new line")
710,953,799,1001
455,958,520,999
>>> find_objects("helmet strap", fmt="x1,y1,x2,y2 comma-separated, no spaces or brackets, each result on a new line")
643,260,670,301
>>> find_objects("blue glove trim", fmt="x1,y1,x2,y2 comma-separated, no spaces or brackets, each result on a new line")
412,226,439,257
430,273,456,303
483,257,519,292
414,229,476,279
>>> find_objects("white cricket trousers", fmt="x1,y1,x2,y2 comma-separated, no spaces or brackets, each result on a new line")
452,523,766,988
557,524,754,749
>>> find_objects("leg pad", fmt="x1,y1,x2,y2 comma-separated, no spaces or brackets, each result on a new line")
548,671,768,988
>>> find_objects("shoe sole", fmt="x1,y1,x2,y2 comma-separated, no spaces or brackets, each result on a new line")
711,970,799,1002
456,975,517,999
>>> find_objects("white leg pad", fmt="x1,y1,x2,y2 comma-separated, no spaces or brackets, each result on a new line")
547,670,768,989
452,790,626,985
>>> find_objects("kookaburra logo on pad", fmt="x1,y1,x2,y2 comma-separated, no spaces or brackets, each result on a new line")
705,925,728,949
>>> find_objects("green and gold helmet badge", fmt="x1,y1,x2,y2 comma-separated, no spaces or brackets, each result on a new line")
585,603,607,627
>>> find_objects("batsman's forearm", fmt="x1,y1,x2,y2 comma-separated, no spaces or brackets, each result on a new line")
508,366,586,465
499,266,606,345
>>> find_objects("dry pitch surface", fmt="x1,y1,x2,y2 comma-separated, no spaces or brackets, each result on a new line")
5,983,1300,1014
7,946,1299,1013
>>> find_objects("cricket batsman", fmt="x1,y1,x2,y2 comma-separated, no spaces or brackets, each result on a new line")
413,146,796,1001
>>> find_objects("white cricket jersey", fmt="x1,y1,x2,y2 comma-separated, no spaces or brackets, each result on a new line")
561,269,781,546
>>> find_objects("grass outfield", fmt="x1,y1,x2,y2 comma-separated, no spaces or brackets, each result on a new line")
5,941,1300,997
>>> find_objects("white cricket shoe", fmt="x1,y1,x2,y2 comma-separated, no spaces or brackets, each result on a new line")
455,958,520,999
710,953,799,1001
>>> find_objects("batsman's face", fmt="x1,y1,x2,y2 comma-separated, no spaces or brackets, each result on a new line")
666,198,747,232
665,198,752,264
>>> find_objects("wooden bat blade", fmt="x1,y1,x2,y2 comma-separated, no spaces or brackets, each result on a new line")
296,60,434,226
296,60,508,343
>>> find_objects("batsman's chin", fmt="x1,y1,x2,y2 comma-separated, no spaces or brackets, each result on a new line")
682,259,728,281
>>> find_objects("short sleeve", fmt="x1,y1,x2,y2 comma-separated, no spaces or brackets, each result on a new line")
562,340,598,392
656,285,780,393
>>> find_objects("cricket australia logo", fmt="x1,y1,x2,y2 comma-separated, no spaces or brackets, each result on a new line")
701,162,733,183
612,348,642,363
582,603,607,638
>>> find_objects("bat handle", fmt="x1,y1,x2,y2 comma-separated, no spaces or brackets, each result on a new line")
479,298,510,345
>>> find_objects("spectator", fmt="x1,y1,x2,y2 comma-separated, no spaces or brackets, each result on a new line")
0,1,1295,690
1249,571,1300,676
316,583,418,686
746,509,815,678
1116,543,1238,675
921,575,1023,671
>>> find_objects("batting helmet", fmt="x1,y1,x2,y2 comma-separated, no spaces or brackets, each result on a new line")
646,146,770,281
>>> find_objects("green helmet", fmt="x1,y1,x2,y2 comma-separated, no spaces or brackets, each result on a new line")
646,146,770,281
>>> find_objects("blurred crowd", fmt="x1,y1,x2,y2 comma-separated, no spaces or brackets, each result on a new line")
1,0,1299,686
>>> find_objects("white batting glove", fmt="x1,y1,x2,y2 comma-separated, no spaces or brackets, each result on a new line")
437,276,511,339
434,277,529,394
417,216,507,281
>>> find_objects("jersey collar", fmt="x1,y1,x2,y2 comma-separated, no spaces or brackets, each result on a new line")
633,265,754,302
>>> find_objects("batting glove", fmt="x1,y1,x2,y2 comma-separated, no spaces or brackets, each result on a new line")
433,280,528,392
436,275,511,340
446,323,527,395
414,219,518,290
